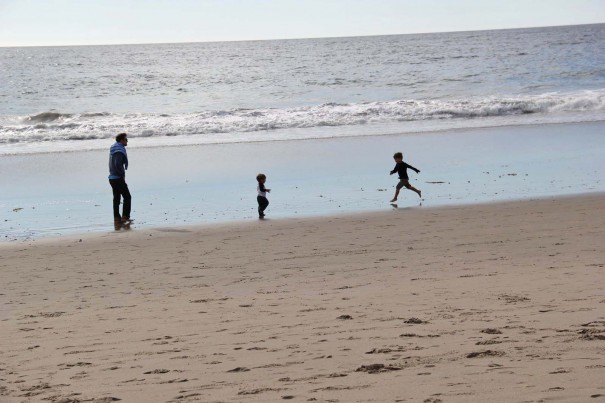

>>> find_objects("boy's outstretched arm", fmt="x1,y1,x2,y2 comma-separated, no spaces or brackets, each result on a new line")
406,163,420,174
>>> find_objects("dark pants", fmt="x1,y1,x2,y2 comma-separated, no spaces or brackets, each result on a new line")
257,196,269,216
109,178,131,219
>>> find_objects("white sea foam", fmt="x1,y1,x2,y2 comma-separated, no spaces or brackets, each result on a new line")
2,24,604,155
1,90,603,154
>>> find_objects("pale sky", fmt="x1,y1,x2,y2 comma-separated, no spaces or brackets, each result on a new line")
1,0,604,47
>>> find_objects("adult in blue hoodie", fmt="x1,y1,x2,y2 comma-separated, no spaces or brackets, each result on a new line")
108,133,132,224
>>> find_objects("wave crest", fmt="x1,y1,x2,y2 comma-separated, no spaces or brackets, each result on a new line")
24,112,73,123
2,90,604,146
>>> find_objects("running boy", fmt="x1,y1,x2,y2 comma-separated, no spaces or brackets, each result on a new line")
256,173,271,219
389,152,421,202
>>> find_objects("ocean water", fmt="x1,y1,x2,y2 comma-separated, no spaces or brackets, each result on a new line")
1,24,604,155
1,24,605,240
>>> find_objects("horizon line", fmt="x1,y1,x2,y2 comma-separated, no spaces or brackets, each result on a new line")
1,22,603,49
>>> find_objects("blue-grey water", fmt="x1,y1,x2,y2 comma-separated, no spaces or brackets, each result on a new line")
1,24,605,241
1,24,604,154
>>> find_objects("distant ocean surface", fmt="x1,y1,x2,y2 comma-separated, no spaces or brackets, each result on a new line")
1,24,604,155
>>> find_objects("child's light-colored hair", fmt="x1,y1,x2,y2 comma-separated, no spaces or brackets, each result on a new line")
256,173,266,182
393,152,403,159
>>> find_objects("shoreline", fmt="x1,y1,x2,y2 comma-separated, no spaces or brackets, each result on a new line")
1,193,604,401
2,120,604,242
3,190,603,247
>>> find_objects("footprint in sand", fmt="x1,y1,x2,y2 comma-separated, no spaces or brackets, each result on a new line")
466,350,505,358
227,367,250,373
143,369,170,374
481,328,503,334
404,317,428,324
355,364,401,374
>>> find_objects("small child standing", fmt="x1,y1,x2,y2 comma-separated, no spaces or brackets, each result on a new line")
256,173,271,219
389,152,421,202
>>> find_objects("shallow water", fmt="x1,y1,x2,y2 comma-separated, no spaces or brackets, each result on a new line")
1,121,603,241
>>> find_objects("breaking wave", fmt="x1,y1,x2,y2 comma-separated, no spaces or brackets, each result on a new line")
24,112,73,123
1,90,604,148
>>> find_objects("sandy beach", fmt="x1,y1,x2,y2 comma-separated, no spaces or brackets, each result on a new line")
1,193,604,402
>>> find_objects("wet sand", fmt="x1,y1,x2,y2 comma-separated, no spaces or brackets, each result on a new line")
1,193,604,402
2,121,605,241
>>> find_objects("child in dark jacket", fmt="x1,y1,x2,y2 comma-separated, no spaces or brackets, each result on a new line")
256,173,271,219
389,152,421,202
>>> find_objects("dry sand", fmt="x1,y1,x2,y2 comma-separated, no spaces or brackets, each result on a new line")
1,194,604,402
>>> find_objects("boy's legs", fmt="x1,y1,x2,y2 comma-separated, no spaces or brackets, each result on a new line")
257,196,269,217
391,180,421,201
390,180,405,202
404,182,422,197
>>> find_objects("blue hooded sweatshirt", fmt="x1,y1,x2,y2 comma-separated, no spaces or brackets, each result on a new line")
108,141,128,179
